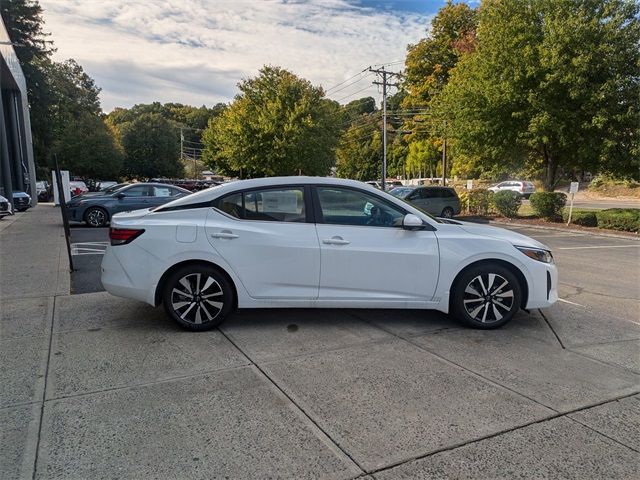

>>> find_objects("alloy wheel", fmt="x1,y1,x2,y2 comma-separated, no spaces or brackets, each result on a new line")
463,273,514,324
170,273,224,325
86,208,107,227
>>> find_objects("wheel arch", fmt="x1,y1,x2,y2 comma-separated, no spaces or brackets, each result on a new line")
154,259,238,308
449,258,529,310
83,205,110,223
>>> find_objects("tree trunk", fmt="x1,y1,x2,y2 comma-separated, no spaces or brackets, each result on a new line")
542,146,558,192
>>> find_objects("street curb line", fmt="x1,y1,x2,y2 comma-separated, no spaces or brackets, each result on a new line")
489,220,639,240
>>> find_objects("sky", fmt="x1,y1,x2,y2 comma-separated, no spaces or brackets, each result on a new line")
39,1,472,112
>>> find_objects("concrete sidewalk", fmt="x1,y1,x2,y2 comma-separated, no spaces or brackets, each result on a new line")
1,206,639,479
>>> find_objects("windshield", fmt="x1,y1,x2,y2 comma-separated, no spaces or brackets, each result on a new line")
103,183,129,194
389,187,414,198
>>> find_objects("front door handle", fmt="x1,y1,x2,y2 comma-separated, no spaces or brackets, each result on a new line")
210,231,239,239
322,236,350,245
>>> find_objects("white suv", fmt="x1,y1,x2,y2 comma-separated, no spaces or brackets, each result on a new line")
488,181,536,198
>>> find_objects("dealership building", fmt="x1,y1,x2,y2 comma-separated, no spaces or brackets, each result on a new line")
0,17,37,205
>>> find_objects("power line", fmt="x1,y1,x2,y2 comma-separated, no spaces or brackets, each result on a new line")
324,68,370,93
326,72,374,96
335,83,378,103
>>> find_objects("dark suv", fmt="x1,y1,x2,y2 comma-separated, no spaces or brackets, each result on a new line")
390,186,461,218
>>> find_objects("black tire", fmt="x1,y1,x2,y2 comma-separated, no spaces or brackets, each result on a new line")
441,207,454,218
162,264,234,331
451,263,522,329
84,207,109,227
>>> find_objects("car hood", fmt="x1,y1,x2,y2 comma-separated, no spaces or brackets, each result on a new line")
443,219,549,250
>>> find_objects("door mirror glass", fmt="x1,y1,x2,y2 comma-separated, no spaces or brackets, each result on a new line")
115,192,125,199
402,213,423,230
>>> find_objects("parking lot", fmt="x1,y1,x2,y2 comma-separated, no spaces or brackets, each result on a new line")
2,207,639,479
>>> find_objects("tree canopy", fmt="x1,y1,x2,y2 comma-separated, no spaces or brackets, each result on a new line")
202,66,342,177
120,113,183,179
436,0,640,190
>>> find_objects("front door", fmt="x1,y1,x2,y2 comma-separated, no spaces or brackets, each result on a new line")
313,186,439,302
113,184,151,213
205,186,320,299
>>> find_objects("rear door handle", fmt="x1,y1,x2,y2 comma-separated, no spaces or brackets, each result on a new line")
210,231,239,239
322,237,350,245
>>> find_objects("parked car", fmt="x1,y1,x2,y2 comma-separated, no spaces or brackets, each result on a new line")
366,180,403,191
82,183,129,197
390,186,461,218
69,181,89,197
66,182,191,227
12,191,31,212
101,177,558,332
0,194,12,217
97,181,119,191
36,181,52,202
488,181,536,198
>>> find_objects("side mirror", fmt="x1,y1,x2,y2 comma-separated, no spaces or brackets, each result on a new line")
115,192,125,199
402,213,424,230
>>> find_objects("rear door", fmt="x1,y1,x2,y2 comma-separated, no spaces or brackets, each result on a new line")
313,186,439,301
206,185,320,299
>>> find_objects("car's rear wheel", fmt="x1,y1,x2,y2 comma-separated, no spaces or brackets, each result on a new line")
84,207,108,227
441,207,454,218
451,263,522,329
162,264,234,331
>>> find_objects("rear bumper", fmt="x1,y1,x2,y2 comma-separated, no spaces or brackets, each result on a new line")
101,246,151,304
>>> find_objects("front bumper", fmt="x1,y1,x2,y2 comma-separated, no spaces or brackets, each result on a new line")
524,260,558,309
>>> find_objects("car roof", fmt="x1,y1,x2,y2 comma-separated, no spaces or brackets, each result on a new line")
157,176,406,209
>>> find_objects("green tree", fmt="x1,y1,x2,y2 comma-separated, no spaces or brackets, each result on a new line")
403,0,477,109
1,0,54,167
335,116,383,180
52,112,123,179
437,0,640,190
202,66,341,177
121,113,182,179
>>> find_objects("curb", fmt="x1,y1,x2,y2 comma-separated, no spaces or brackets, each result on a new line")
488,220,639,240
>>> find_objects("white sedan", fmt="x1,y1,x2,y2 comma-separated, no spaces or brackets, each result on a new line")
101,177,557,331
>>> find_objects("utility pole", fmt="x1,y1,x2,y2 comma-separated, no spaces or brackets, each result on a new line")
369,66,401,191
180,127,184,162
441,122,447,186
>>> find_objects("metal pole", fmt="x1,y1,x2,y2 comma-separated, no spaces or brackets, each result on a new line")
53,154,74,272
381,67,387,191
441,122,447,186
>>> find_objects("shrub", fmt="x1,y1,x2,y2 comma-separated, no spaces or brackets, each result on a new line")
563,209,598,227
595,209,640,232
493,190,522,218
529,192,567,221
468,188,493,215
457,189,469,212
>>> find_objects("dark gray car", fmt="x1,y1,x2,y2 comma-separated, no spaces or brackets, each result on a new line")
390,186,461,218
66,183,191,227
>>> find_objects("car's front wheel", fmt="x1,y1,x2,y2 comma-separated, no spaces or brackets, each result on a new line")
451,264,522,329
441,207,454,218
84,207,109,227
162,264,234,331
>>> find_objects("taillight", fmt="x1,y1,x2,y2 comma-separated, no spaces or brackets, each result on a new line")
109,228,145,246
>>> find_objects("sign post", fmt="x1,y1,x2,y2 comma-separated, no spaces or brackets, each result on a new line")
566,181,579,226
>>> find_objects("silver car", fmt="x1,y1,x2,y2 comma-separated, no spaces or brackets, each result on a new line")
390,186,461,218
488,180,536,198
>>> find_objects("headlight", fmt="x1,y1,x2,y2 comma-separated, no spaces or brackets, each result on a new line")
515,246,554,263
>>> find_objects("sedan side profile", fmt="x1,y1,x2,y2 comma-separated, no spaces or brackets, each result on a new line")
67,182,191,227
101,177,558,332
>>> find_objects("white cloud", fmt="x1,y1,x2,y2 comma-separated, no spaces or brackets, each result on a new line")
41,0,431,111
